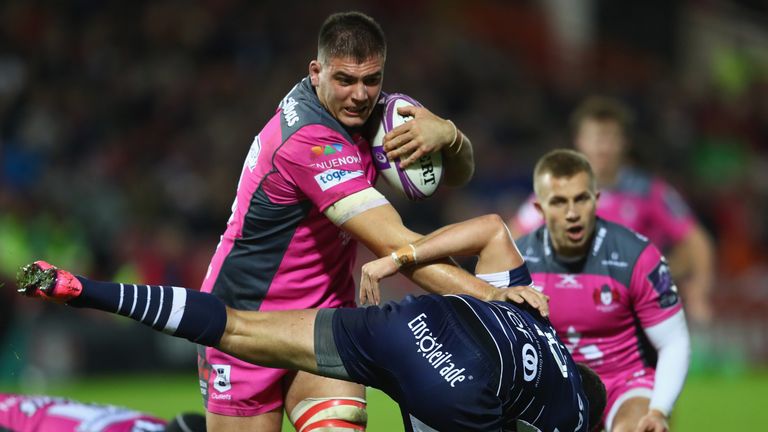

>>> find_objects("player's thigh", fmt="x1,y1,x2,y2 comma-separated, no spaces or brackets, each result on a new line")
283,369,365,412
610,396,650,432
206,409,283,432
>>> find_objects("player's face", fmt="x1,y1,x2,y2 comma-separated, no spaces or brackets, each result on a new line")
310,55,384,128
574,119,626,184
534,171,598,258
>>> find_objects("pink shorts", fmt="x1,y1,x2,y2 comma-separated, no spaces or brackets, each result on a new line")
601,366,656,431
198,346,289,416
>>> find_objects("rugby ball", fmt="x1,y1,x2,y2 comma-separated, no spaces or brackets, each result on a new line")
370,93,443,200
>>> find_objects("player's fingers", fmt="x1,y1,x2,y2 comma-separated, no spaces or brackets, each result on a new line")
397,105,418,118
505,291,525,304
385,128,417,153
384,122,412,144
372,279,381,305
399,147,426,168
359,271,373,305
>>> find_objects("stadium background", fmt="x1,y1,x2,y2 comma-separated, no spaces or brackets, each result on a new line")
1,0,766,429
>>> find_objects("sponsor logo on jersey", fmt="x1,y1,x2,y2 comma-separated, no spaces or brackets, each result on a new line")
408,313,469,387
311,155,361,169
212,364,232,393
246,136,261,172
601,251,628,268
592,285,620,312
648,259,679,308
314,169,363,191
521,343,539,381
555,274,582,289
281,96,300,127
310,143,343,158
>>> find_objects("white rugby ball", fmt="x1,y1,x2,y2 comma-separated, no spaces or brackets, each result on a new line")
370,93,443,200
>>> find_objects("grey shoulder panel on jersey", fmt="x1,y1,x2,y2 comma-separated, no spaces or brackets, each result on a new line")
582,218,651,285
278,77,355,144
517,227,551,273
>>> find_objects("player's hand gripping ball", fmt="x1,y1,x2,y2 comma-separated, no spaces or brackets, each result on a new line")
370,94,443,200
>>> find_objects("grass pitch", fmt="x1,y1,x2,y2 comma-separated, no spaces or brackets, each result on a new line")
1,370,765,431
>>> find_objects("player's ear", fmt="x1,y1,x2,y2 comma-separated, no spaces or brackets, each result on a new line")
309,60,322,86
533,200,544,217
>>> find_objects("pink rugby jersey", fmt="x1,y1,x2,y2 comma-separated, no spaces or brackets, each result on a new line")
515,218,682,378
0,394,166,432
512,168,695,251
201,77,380,311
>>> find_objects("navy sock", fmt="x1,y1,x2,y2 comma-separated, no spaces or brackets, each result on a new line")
69,277,227,346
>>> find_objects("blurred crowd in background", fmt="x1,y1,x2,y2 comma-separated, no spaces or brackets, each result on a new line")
1,0,767,386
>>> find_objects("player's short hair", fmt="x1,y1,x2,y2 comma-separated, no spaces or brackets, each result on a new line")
532,149,597,197
576,363,607,432
317,11,387,65
570,96,635,134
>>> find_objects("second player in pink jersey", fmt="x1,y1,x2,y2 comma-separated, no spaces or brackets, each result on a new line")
510,96,714,325
515,150,690,432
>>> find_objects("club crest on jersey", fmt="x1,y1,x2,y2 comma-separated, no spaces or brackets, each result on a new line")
648,259,679,308
593,285,620,312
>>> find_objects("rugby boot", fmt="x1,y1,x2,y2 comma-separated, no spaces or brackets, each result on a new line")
17,261,82,302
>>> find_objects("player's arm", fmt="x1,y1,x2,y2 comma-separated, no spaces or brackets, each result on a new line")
667,223,715,324
326,191,514,301
382,105,474,187
641,311,690,426
631,245,691,424
357,213,543,309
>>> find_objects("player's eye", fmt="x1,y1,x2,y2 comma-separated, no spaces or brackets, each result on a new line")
363,75,382,86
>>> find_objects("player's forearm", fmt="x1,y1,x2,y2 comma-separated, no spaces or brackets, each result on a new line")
404,214,525,275
218,308,319,374
681,226,714,297
441,132,474,187
677,225,715,322
402,261,498,300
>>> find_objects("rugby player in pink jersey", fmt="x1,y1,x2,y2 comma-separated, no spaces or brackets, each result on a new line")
513,149,690,432
193,11,521,432
509,97,714,324
0,393,204,432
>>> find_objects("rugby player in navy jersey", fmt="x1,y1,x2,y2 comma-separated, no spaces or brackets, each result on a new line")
18,213,606,431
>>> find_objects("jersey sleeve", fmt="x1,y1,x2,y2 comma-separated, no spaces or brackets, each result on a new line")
648,178,695,246
510,193,543,237
628,243,683,329
274,124,375,213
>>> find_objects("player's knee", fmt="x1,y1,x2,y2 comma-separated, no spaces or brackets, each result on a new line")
289,397,367,432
